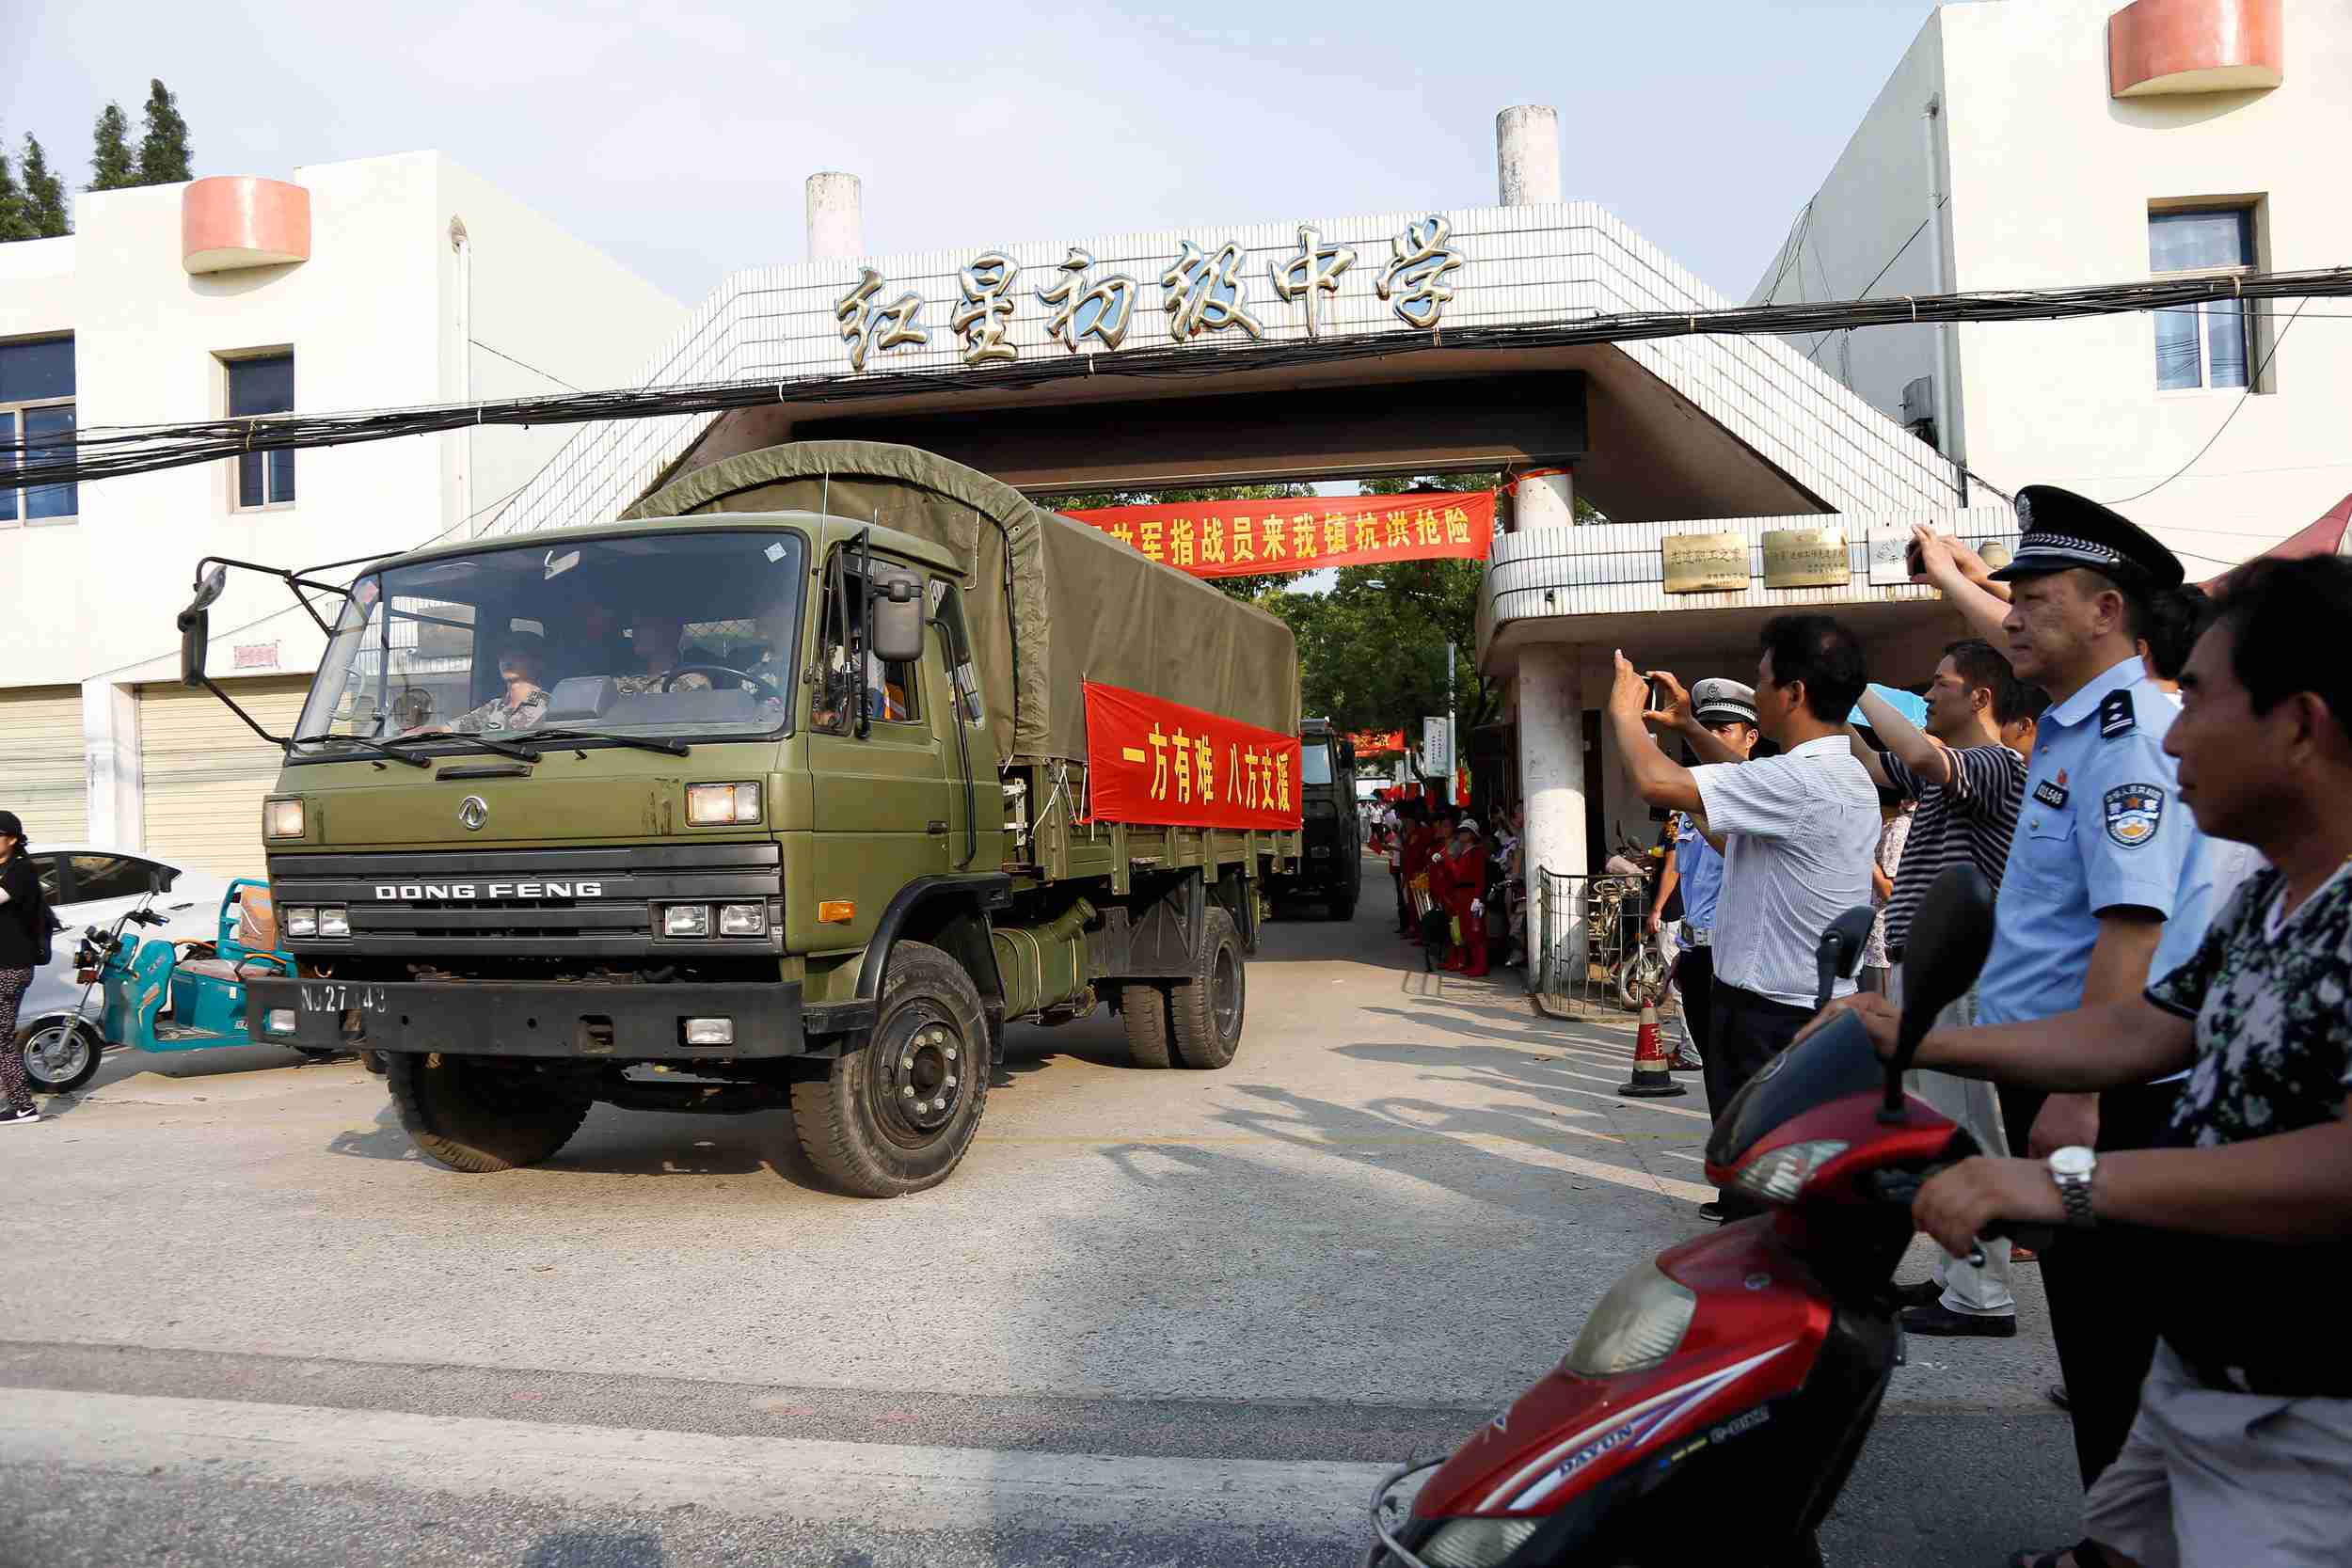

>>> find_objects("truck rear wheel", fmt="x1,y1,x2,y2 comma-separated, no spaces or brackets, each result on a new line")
792,941,989,1197
1120,984,1175,1069
386,1053,593,1173
1168,908,1246,1069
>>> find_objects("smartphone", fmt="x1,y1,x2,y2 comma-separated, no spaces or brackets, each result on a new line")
1904,539,1925,578
1645,675,1669,714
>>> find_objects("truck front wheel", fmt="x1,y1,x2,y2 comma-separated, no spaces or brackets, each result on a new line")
792,941,990,1197
1168,908,1246,1069
386,1053,594,1172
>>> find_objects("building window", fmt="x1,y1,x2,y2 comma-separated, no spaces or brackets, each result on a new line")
2149,207,2257,391
1,336,78,524
227,353,295,507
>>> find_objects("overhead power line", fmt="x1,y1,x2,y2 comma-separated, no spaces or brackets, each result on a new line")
9,264,2352,492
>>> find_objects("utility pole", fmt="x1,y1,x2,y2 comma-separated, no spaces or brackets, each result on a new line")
1446,641,1457,806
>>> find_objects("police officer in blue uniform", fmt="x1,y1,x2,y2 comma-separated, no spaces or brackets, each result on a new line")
1972,485,2215,1567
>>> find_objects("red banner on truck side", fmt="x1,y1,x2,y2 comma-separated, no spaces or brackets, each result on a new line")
1082,681,1304,831
1062,491,1495,579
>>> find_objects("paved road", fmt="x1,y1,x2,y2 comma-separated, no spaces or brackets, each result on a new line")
1,858,2078,1565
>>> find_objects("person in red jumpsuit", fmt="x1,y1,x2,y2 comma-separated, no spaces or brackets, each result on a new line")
1400,804,1440,940
1438,816,1491,974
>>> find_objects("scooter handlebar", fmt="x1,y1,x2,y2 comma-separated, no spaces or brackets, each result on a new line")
1867,1167,2057,1267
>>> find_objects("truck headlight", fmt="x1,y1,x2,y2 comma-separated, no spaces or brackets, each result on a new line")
686,782,762,826
718,903,767,937
285,907,318,938
263,1008,298,1037
1563,1260,1697,1376
662,904,710,937
1732,1139,1851,1204
317,907,350,938
264,799,306,839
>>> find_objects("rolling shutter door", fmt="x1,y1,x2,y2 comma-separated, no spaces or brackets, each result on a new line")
0,687,88,843
138,677,312,877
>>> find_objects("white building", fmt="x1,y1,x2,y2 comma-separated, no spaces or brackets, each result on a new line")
1747,0,2346,573
0,152,681,874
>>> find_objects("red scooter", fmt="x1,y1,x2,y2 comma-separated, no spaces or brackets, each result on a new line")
1369,865,2000,1568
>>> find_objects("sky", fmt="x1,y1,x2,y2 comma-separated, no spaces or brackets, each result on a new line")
5,0,1939,311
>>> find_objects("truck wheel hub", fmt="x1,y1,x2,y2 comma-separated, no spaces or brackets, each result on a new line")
878,1017,962,1136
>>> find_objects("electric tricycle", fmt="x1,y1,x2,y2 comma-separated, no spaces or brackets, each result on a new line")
17,878,302,1093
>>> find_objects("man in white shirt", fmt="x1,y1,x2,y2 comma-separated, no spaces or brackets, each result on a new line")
1607,614,1882,1221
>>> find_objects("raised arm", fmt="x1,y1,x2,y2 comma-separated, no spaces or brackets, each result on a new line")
1858,687,1952,789
1910,527,2014,645
1846,725,1894,790
1606,653,1705,816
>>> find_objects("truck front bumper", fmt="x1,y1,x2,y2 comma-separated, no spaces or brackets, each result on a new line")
242,976,813,1060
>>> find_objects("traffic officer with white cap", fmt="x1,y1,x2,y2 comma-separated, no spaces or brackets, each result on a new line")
1970,484,2215,1567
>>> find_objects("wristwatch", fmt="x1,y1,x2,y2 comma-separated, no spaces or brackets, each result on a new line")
2048,1146,2098,1229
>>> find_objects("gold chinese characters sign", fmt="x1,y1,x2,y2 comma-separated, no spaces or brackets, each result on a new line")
1661,532,1750,594
1762,529,1851,589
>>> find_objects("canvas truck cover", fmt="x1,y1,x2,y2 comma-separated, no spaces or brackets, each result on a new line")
622,441,1300,766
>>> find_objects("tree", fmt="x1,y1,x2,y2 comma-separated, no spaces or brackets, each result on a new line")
20,135,69,236
136,79,192,184
90,103,136,190
0,150,35,243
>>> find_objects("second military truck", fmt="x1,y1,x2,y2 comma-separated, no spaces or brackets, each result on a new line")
186,441,1301,1195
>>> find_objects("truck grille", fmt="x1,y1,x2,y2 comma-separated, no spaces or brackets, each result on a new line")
266,844,783,958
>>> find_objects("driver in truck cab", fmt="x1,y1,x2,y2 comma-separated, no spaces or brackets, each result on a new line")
615,614,712,695
407,642,550,736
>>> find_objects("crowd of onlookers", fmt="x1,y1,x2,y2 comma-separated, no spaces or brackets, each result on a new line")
1366,798,1524,978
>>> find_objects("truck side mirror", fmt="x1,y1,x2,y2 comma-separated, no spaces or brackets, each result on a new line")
1340,741,1357,770
178,564,227,688
871,571,926,665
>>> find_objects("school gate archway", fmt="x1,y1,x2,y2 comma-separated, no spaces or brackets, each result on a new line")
493,107,1999,966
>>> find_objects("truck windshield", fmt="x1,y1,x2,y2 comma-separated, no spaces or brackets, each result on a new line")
294,529,806,757
1301,744,1335,785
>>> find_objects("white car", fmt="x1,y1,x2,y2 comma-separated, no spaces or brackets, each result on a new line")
15,846,240,1085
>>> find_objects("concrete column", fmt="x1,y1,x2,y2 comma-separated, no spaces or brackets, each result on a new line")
1517,643,1585,985
1496,105,1563,206
1512,467,1575,532
805,172,865,262
82,676,143,847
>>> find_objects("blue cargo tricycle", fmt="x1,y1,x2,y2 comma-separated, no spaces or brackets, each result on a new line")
16,879,305,1093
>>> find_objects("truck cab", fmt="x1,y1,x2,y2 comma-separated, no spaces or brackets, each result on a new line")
1265,719,1361,921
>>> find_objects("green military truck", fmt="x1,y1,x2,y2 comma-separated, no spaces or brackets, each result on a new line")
1264,719,1362,920
183,442,1301,1196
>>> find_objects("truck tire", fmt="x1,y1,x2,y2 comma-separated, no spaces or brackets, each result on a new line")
1168,908,1246,1069
1330,893,1359,923
792,941,990,1197
1120,984,1175,1069
386,1053,593,1173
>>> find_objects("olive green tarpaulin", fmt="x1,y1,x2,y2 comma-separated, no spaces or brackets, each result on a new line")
623,440,1300,766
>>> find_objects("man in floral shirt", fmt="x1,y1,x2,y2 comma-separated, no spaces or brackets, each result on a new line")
1817,556,2352,1568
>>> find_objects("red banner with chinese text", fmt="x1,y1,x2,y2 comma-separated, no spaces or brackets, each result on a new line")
1063,491,1495,578
1082,681,1304,831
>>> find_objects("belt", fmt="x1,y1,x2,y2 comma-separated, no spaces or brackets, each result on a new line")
2178,1349,2352,1402
1682,925,1711,948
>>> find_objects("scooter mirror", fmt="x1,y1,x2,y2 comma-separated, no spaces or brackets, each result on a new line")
1813,905,1877,1011
1886,863,1996,1110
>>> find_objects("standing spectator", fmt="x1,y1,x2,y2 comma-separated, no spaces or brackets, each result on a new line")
1647,680,1761,1072
1929,488,2213,1568
0,810,51,1127
1810,555,2352,1568
1439,816,1490,975
1400,802,1439,942
1848,641,2048,1338
1609,618,1878,1223
1860,789,1914,994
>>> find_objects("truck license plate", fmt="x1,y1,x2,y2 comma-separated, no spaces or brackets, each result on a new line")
300,983,387,1014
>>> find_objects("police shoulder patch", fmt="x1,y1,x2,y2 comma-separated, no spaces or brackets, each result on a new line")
2103,783,2165,847
2099,689,2136,739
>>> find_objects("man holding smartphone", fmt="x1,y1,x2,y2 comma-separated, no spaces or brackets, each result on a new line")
1648,679,1762,1073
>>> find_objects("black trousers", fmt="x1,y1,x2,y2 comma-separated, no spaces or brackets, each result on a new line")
1673,946,1716,1062
1392,869,1412,935
2038,1078,2181,1490
1705,979,1815,1212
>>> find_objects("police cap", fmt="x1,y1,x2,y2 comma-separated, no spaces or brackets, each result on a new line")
1990,485,2185,592
1692,678,1758,726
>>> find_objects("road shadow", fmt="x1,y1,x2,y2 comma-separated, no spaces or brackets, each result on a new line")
521,1531,666,1568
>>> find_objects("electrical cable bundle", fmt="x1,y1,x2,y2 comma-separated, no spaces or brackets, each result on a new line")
10,264,2350,492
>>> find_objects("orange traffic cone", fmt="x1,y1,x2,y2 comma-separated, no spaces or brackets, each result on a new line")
1618,999,1688,1098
